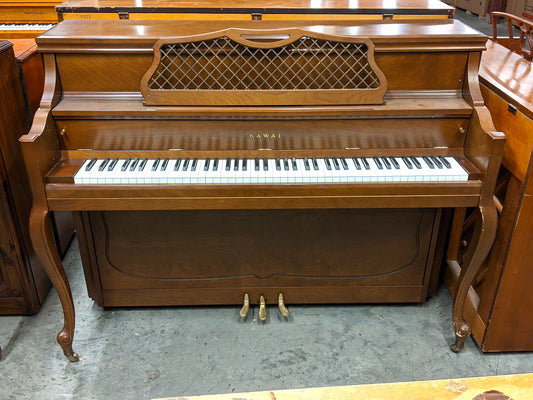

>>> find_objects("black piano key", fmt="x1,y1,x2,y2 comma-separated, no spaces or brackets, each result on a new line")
138,158,148,171
263,158,268,171
361,157,370,170
373,156,383,170
182,158,190,171
191,158,198,171
275,158,281,171
390,156,400,169
130,158,139,171
161,158,169,171
352,157,361,170
225,157,231,171
151,158,161,171
438,156,452,168
430,156,443,169
85,157,97,171
108,158,119,171
121,158,131,171
291,157,298,171
401,156,413,169
233,157,239,171
98,158,110,171
381,156,392,170
324,157,332,170
340,157,348,170
174,158,182,171
422,156,435,169
204,158,211,171
283,157,289,171
213,158,219,172
312,157,319,171
242,157,247,171
410,156,422,169
332,158,340,170
254,157,260,171
304,157,310,171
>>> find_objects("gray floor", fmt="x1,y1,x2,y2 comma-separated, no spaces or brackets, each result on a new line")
2,239,533,400
1,9,532,400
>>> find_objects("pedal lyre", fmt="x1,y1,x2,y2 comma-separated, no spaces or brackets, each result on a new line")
278,293,290,317
238,293,250,318
258,295,267,321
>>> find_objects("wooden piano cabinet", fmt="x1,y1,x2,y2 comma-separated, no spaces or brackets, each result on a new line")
444,40,533,352
0,41,51,318
20,20,505,360
75,208,444,307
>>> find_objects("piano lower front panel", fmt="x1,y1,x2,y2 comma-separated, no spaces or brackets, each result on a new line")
76,208,443,307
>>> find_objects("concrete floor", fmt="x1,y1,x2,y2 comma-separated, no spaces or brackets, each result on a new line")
1,9,531,400
2,238,533,400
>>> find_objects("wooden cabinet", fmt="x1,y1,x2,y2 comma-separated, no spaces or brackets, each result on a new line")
0,40,51,315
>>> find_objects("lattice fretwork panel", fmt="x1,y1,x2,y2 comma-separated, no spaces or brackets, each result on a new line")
148,37,380,91
142,32,387,105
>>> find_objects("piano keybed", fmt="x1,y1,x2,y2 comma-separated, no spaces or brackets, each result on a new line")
74,155,469,185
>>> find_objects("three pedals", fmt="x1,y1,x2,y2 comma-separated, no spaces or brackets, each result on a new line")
238,293,290,321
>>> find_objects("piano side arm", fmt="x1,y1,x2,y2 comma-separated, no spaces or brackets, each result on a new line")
448,102,505,351
19,54,79,361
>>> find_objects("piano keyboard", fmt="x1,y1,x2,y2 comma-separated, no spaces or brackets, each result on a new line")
0,23,55,32
74,156,469,184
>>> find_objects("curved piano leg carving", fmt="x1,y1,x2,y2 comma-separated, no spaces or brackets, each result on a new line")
30,206,80,362
450,204,498,353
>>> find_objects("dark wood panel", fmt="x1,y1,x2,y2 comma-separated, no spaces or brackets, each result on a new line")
80,208,440,306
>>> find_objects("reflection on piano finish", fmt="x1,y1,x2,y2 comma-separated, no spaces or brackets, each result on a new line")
56,0,454,21
21,19,504,361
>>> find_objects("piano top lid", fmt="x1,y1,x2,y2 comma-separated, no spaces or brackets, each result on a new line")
55,0,454,15
35,19,487,52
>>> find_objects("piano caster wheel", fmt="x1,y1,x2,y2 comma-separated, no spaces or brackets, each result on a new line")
278,293,290,317
258,295,267,322
238,293,250,318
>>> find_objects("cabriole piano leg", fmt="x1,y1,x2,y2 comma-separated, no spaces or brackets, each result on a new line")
30,207,80,362
450,204,498,352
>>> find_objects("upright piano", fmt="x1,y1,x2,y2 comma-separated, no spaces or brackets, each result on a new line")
0,0,58,38
21,18,505,361
55,0,455,21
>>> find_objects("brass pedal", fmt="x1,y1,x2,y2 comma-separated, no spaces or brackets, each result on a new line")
278,293,290,317
238,293,250,318
258,295,267,321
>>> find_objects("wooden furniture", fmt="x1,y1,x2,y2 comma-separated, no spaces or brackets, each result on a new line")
444,30,533,351
0,41,51,318
0,0,58,38
21,19,504,361
55,0,455,21
490,11,532,60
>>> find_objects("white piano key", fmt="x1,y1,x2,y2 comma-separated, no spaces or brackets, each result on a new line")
73,156,470,185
